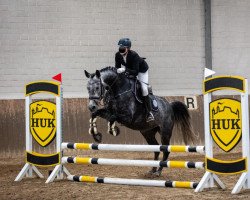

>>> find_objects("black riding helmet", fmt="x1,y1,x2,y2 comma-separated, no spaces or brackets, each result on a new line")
118,38,132,48
118,38,131,54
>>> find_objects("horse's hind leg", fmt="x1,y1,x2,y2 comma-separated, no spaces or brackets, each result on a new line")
140,128,160,175
156,126,173,176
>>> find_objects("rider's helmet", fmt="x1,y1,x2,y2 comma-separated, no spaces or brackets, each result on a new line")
118,38,131,48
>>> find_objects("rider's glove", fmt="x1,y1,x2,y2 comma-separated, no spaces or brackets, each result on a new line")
117,68,125,74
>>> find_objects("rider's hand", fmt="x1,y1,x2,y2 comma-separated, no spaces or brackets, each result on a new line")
117,68,125,74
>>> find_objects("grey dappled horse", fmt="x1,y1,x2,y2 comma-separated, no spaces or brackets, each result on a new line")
85,66,195,176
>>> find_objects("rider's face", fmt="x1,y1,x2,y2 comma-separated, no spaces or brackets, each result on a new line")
119,46,128,56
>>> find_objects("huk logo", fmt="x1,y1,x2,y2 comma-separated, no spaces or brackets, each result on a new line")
209,98,242,152
30,100,56,147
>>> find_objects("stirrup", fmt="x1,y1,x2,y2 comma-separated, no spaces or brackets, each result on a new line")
146,112,154,122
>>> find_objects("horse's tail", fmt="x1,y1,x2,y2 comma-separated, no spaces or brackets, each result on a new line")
171,101,196,145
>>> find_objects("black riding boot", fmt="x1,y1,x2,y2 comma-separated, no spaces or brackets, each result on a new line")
144,95,155,122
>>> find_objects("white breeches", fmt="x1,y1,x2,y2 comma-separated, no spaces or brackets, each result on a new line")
138,70,149,96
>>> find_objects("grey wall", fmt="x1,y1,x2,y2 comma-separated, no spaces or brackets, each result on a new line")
212,0,250,78
1,1,250,99
0,0,204,99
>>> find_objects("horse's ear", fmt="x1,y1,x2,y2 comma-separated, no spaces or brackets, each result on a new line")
84,70,91,78
96,70,101,78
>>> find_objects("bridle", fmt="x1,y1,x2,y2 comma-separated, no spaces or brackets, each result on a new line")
88,78,104,101
87,73,119,108
103,73,135,100
103,74,120,93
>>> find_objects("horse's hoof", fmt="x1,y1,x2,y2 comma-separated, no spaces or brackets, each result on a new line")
153,171,162,177
92,132,102,143
145,169,157,177
146,169,162,177
147,169,156,175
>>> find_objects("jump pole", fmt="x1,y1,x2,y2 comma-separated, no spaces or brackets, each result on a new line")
68,175,199,189
62,142,205,153
62,157,205,169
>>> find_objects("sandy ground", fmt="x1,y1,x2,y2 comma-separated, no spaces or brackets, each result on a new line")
1,150,250,200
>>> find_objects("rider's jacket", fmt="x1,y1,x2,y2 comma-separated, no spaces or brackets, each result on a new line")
115,50,149,76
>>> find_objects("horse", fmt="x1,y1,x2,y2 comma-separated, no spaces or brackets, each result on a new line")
84,66,196,176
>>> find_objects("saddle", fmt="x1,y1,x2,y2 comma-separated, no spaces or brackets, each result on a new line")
130,78,158,111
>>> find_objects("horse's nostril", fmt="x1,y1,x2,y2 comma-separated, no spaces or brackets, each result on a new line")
89,105,96,111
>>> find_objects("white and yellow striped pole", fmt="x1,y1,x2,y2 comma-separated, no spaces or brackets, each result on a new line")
62,143,205,154
62,157,204,169
68,175,198,189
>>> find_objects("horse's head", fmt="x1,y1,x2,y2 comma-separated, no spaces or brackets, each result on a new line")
84,70,103,112
85,66,120,112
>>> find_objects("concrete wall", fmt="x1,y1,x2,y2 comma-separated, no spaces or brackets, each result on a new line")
1,0,250,97
0,0,204,99
212,0,250,78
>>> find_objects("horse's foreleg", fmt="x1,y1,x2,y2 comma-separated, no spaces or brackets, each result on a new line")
89,117,98,135
89,109,113,143
107,121,120,137
92,109,120,137
88,117,103,143
92,108,111,119
91,109,114,127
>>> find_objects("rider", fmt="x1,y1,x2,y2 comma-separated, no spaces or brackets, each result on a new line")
115,38,154,122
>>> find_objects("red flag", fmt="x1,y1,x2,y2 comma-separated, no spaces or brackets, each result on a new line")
52,73,62,83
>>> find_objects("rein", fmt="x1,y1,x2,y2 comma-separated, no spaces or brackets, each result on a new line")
106,74,134,99
105,74,119,92
98,73,134,105
114,88,132,98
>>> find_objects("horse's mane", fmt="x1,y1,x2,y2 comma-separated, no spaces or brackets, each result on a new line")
99,66,116,73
